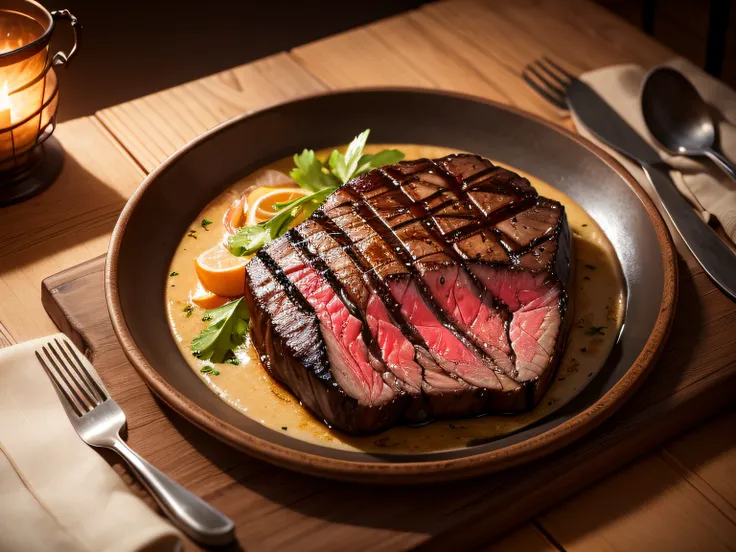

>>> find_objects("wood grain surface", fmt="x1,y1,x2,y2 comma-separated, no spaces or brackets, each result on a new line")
40,245,736,551
0,0,734,550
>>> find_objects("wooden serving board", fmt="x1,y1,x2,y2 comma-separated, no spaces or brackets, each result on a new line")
41,255,736,551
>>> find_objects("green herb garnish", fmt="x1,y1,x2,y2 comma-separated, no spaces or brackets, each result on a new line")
183,305,194,318
290,149,340,192
200,365,220,376
190,298,249,363
585,325,607,336
201,218,213,230
224,357,240,365
169,271,179,277
228,129,404,256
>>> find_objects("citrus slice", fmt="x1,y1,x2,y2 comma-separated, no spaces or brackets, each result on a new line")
191,281,229,309
194,244,248,297
223,171,295,234
246,187,312,226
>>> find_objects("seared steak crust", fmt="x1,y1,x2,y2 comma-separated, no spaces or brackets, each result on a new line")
245,154,573,434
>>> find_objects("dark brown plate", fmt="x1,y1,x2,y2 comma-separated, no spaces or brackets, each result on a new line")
106,89,677,483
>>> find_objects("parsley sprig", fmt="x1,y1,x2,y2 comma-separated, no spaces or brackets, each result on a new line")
191,298,249,363
227,129,404,257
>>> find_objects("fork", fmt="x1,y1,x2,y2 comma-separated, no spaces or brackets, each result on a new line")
521,56,576,110
35,338,235,546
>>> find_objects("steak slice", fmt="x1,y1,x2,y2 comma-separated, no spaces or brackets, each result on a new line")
245,153,573,433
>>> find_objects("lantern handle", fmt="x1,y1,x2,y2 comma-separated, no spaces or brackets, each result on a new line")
50,10,81,67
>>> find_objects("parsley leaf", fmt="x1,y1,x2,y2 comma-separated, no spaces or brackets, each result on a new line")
227,187,335,256
355,149,405,176
290,149,340,192
289,129,404,190
329,129,370,184
169,271,179,277
585,325,607,336
190,298,250,363
201,218,213,230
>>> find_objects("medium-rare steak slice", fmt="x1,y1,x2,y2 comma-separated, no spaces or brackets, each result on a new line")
245,153,572,434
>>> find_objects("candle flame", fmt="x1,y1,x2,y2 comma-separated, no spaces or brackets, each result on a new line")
0,83,10,112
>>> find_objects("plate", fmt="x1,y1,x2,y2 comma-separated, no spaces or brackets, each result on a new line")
106,89,677,483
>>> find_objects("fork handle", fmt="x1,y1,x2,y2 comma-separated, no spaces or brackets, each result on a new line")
110,438,235,545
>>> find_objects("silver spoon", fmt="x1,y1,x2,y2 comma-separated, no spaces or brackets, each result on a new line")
642,66,736,180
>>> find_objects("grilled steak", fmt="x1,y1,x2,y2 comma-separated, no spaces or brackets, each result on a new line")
244,154,573,434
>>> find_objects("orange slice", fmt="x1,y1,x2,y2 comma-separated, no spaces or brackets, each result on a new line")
246,187,312,226
191,281,229,309
194,244,248,297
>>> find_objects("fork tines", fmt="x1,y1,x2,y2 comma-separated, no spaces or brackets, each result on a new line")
522,56,576,110
36,338,108,417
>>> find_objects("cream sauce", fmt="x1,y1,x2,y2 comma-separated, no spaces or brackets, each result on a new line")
166,144,626,454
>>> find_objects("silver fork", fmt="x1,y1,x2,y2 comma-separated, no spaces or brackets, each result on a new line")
35,337,235,546
521,56,576,110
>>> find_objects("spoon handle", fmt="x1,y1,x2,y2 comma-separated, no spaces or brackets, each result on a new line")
704,149,736,180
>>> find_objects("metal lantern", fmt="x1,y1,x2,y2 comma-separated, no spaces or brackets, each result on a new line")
0,0,80,206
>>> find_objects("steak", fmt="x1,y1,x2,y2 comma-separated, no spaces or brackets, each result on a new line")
244,154,573,434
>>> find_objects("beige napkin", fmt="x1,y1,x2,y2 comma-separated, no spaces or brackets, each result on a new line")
0,334,182,552
573,57,736,252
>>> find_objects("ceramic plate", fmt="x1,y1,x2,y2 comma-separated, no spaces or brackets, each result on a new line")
106,89,677,483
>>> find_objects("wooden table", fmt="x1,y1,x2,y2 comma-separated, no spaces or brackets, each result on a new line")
1,1,735,550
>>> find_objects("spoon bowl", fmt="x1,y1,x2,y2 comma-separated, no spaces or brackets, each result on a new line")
642,67,736,179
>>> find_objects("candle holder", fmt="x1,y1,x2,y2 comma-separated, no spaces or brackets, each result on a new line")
0,0,80,207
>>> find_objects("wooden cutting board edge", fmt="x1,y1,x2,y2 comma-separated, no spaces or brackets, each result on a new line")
40,255,736,550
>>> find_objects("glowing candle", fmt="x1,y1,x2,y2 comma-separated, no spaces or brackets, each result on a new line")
0,83,11,129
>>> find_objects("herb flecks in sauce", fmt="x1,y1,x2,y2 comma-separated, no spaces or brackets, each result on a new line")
201,218,214,230
200,366,220,376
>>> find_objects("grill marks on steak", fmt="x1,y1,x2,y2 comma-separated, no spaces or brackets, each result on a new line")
245,154,572,433
267,237,394,407
293,220,423,397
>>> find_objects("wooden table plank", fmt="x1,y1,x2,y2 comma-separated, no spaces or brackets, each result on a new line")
96,53,327,173
481,525,558,552
662,412,736,519
292,10,564,126
425,0,673,72
0,117,144,342
538,454,736,551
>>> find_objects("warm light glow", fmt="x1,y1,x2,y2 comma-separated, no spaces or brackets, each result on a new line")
0,82,11,112
0,83,11,128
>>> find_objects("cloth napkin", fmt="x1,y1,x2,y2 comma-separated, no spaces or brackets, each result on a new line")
0,334,182,552
573,57,736,252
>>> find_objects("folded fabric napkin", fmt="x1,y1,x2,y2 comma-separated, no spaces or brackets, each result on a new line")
574,57,736,253
0,334,181,552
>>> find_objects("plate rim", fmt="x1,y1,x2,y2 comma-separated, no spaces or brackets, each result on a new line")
105,87,678,483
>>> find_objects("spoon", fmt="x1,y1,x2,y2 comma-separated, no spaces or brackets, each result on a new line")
641,67,736,180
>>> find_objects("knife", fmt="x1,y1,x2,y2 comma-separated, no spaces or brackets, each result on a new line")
567,79,736,302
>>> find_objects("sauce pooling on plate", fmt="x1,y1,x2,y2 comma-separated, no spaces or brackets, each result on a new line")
166,144,626,454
